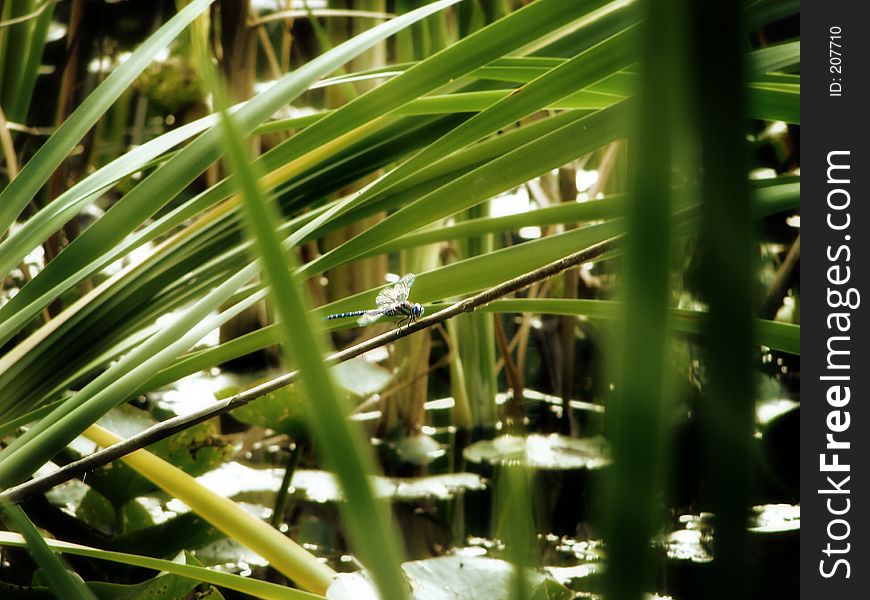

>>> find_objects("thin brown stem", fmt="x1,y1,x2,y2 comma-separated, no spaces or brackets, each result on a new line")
1,235,621,503
0,105,19,179
493,315,524,430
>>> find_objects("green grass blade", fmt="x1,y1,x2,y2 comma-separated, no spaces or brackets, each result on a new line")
0,503,97,600
749,39,800,75
208,63,410,600
689,1,756,595
0,530,325,599
602,0,682,595
4,0,55,122
744,0,799,29
755,319,799,355
478,299,798,355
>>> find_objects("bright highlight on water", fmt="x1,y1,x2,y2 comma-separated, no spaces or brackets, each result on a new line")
324,273,424,327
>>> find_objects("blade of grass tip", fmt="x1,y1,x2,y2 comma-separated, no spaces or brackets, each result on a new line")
0,531,325,600
1,502,97,600
0,0,215,236
688,0,756,597
206,60,410,600
602,0,685,597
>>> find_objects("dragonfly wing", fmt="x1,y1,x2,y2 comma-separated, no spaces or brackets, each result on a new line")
392,273,416,304
375,286,398,307
357,311,384,326
374,274,416,306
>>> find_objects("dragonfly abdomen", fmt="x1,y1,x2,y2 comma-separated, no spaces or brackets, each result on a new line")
323,310,369,321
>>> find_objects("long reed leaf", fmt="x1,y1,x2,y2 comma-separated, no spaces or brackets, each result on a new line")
208,56,411,600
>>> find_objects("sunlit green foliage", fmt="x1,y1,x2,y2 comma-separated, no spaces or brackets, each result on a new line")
0,0,799,598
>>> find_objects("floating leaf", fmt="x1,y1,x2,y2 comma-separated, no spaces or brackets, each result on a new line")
187,463,485,504
463,434,610,470
327,555,571,600
389,434,447,466
232,359,392,437
748,504,799,533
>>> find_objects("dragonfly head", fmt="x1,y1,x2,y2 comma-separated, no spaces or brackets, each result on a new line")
411,303,424,319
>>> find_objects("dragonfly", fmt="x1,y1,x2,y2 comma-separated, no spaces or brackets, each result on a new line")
324,273,424,327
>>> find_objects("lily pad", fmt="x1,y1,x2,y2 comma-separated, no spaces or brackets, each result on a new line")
463,434,610,470
389,433,447,466
749,503,799,533
193,537,270,573
188,463,486,504
663,528,713,563
390,473,487,502
231,358,392,437
87,574,226,600
661,513,714,564
332,358,393,397
327,555,572,600
289,470,487,504
229,380,312,439
112,511,223,558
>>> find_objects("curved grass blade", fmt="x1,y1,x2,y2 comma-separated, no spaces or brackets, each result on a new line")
82,424,336,594
478,299,799,355
0,531,322,600
0,502,96,600
208,58,411,600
